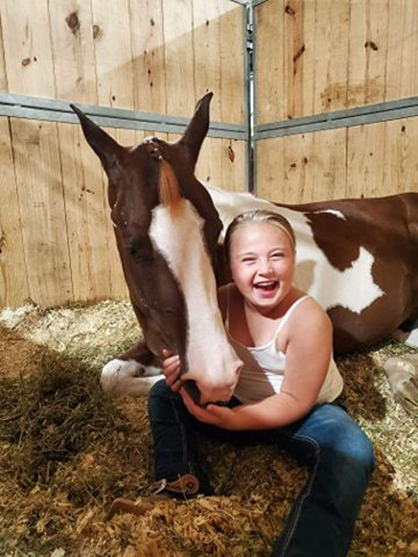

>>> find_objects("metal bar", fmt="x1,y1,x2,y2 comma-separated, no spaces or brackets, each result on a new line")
0,92,247,140
230,0,249,5
252,0,269,6
255,96,418,139
244,4,255,193
250,1,258,196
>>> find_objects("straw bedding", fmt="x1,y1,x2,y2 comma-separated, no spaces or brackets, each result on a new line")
0,301,417,556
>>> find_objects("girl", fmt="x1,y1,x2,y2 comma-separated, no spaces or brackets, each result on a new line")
148,210,374,557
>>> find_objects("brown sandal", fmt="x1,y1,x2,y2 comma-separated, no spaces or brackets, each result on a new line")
107,474,200,519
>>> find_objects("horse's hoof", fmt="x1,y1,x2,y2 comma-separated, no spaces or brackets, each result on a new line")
383,355,418,415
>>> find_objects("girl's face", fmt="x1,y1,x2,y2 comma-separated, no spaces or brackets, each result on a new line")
229,222,295,314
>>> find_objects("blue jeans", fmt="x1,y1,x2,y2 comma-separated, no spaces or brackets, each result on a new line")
148,380,374,557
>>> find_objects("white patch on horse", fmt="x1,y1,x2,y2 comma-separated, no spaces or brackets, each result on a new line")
149,200,242,404
207,185,384,314
311,209,346,220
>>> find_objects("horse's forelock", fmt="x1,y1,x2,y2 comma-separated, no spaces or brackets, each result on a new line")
159,159,181,214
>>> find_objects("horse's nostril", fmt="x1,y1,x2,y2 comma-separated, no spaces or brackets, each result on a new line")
183,379,201,405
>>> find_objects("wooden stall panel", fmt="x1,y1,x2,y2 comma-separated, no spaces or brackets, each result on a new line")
193,0,222,121
219,0,244,124
257,128,347,203
347,118,418,197
196,137,246,193
0,0,245,123
0,118,30,307
347,122,386,198
163,0,196,117
91,0,134,109
9,119,73,307
48,0,98,104
384,118,418,194
57,122,111,302
0,16,7,92
347,0,389,107
256,0,286,124
129,0,166,114
0,0,56,98
256,0,418,121
386,0,418,101
313,0,350,113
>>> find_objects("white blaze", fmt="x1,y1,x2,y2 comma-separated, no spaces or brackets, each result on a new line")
149,199,242,403
207,185,384,314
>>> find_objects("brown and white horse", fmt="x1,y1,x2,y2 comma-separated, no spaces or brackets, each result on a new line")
72,93,418,412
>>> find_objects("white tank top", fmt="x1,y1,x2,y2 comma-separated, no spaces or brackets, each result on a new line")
226,292,344,405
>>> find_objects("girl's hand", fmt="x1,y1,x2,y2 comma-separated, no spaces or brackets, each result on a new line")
180,388,238,429
162,349,181,391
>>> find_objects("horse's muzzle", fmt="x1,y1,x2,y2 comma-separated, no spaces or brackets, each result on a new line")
182,379,229,408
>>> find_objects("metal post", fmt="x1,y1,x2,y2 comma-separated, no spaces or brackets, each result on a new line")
244,3,255,193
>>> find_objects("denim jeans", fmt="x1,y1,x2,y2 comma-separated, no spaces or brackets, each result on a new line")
148,379,374,557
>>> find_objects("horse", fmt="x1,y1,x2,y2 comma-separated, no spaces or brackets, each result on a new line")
71,92,418,413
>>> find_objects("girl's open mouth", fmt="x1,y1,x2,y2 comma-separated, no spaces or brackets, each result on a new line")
254,280,278,297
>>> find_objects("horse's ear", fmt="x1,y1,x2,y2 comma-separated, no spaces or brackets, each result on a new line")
70,104,123,171
179,92,213,166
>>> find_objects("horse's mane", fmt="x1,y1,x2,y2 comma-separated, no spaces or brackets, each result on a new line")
159,159,181,214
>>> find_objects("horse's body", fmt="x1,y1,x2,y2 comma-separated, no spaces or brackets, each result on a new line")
208,185,418,355
72,93,418,411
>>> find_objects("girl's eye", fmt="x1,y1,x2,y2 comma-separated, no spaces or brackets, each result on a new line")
271,253,284,260
242,257,256,264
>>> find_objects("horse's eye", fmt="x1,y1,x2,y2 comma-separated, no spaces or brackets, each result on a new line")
126,240,154,263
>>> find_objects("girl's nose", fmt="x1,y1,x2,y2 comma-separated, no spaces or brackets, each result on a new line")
258,258,273,274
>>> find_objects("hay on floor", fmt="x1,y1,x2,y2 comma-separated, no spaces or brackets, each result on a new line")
0,301,417,557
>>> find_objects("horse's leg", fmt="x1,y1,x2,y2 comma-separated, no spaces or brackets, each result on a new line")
383,354,418,415
101,340,163,397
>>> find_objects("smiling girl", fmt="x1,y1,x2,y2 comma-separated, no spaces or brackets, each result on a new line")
147,210,374,557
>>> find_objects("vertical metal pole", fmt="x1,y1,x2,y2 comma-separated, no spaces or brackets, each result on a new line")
244,3,255,193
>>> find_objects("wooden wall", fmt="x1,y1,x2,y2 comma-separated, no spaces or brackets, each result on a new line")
256,0,418,202
0,0,246,308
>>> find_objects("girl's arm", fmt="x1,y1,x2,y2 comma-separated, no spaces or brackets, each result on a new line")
180,301,333,430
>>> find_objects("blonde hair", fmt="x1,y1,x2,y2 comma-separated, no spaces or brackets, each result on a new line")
224,210,296,260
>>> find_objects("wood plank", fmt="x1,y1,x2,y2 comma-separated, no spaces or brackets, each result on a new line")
257,136,286,203
313,0,350,113
219,0,245,124
48,0,98,104
192,0,222,121
384,117,418,194
0,13,8,91
129,0,167,114
10,118,73,306
0,0,55,97
256,0,285,124
57,122,111,302
385,0,418,101
346,122,386,198
91,0,134,109
284,132,314,203
0,117,30,307
300,0,315,116
220,138,246,192
283,0,305,119
347,0,389,108
162,0,196,116
311,128,347,200
195,137,223,187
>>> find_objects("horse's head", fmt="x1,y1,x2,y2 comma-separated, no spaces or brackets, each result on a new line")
71,93,242,405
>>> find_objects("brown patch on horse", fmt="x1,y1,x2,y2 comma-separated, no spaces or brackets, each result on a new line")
159,159,182,216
